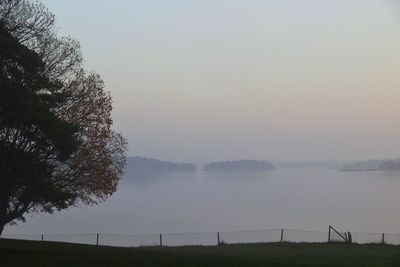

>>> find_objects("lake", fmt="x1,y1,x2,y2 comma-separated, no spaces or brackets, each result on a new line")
4,167,400,237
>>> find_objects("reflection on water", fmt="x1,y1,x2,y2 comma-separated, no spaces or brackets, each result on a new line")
5,168,400,235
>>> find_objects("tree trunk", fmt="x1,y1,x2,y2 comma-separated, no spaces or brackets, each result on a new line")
0,201,6,236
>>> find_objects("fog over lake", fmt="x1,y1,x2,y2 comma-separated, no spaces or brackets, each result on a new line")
9,0,398,239
5,166,400,235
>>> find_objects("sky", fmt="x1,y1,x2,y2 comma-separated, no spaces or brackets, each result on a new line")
41,0,400,162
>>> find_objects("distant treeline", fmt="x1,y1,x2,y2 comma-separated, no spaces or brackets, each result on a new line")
341,159,400,171
127,157,197,171
204,160,274,171
126,157,275,173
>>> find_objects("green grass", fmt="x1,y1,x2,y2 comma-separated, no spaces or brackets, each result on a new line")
1,239,400,267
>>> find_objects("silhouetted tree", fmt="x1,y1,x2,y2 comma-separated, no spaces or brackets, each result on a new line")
0,0,127,235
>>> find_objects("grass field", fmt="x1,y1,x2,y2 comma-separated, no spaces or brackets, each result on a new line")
1,239,400,267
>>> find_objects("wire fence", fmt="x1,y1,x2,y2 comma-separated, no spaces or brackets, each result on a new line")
2,227,400,247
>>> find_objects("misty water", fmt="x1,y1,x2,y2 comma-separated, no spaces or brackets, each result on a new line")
4,167,400,236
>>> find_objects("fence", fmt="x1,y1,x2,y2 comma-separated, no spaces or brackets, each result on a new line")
2,226,400,247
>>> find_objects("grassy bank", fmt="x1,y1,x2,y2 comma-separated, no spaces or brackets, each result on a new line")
1,238,399,267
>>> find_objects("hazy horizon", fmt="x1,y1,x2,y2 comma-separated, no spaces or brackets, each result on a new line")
42,0,400,162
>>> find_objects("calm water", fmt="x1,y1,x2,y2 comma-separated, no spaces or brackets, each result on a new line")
4,168,400,235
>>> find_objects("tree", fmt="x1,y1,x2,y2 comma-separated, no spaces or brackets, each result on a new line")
0,0,127,235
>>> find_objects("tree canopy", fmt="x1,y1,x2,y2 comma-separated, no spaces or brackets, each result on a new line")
0,0,127,235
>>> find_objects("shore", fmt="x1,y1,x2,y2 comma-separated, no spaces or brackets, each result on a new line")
0,238,398,267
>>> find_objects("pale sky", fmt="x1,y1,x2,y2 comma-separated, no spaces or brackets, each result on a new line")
42,0,400,162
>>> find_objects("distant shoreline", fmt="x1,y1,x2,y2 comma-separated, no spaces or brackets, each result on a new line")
340,168,400,172
204,160,274,172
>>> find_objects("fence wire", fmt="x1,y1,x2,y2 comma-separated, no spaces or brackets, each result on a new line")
2,228,400,247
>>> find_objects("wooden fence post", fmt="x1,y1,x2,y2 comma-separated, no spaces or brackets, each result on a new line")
159,234,163,247
382,233,385,245
217,232,220,246
96,233,99,246
328,226,331,243
41,234,44,241
280,229,284,243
